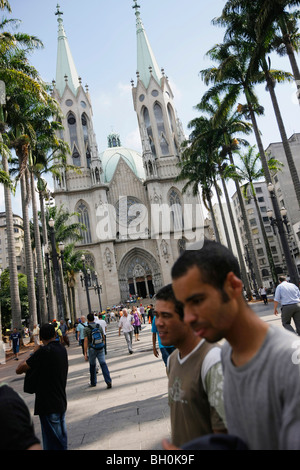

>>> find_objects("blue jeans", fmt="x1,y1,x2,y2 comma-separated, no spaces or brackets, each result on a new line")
160,346,176,366
88,347,111,386
39,413,67,450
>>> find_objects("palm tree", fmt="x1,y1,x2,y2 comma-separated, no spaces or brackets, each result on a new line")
176,148,220,242
45,204,86,319
228,145,284,286
0,14,45,330
196,91,262,292
61,243,85,325
201,37,299,284
28,99,71,324
269,10,300,100
217,2,300,209
177,139,221,243
0,1,11,10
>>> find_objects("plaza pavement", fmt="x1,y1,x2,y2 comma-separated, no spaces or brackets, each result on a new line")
0,299,283,451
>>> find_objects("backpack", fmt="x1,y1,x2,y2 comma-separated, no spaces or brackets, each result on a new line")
55,327,61,341
89,324,105,349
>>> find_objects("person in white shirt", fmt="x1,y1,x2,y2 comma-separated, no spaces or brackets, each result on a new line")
95,314,108,355
274,276,300,334
258,286,268,304
118,308,134,354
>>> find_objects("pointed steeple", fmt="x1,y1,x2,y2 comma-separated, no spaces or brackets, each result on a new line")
133,0,162,89
55,4,80,97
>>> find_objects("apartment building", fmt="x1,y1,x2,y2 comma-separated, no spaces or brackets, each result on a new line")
0,212,26,274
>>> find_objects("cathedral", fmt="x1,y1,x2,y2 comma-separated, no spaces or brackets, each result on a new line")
51,1,206,313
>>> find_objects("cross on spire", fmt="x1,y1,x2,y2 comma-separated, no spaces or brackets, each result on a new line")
132,0,140,15
55,4,63,19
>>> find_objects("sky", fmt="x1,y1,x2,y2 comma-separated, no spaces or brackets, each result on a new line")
1,0,300,216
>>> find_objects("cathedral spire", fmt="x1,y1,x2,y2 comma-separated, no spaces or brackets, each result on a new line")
55,4,80,97
133,0,162,89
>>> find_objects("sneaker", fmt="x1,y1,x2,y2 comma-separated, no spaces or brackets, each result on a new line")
106,383,112,389
88,383,96,387
129,350,133,354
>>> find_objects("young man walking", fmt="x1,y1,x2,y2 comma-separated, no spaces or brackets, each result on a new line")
84,313,112,388
155,284,226,447
16,323,68,450
164,240,300,450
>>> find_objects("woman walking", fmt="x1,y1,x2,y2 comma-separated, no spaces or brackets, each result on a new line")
132,307,141,341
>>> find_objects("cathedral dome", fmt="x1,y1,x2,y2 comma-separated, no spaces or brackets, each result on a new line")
99,133,145,182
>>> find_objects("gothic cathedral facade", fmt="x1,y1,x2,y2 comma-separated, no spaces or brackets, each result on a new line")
51,2,206,313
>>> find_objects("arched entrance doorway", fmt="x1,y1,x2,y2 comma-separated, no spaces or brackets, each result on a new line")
128,263,155,298
118,248,162,302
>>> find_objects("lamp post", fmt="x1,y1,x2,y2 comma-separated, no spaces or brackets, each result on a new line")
267,206,290,234
267,183,299,285
80,255,92,314
94,271,103,312
48,218,64,319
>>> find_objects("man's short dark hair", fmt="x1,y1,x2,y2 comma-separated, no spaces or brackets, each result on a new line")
155,284,184,320
172,240,241,293
279,275,286,282
40,323,55,341
87,313,95,322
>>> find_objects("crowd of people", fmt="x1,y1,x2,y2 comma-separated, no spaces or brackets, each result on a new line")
1,240,300,451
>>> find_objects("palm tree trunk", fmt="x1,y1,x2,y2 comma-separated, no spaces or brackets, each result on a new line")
18,163,38,329
280,26,300,105
71,286,76,325
264,69,300,209
207,193,221,243
30,171,48,324
228,148,262,292
220,175,252,299
2,152,22,331
242,95,300,284
213,177,232,250
39,190,56,320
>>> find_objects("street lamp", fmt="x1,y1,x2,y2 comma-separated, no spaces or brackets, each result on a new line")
267,183,299,285
267,206,290,235
80,255,92,314
48,218,64,319
94,271,103,312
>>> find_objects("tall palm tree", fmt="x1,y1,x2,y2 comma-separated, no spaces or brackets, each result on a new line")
228,145,284,286
196,90,262,293
45,204,86,319
177,139,221,243
0,14,45,330
28,100,71,324
201,37,299,284
61,243,85,325
217,2,300,209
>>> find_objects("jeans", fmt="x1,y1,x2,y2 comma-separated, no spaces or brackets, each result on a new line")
88,347,111,386
39,412,67,450
124,331,133,352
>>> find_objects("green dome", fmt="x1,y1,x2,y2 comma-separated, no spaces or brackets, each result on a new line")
100,145,145,183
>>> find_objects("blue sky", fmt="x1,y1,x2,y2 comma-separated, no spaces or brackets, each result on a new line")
1,0,300,215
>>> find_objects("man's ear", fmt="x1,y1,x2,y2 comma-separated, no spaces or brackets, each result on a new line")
224,272,243,299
